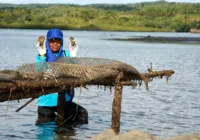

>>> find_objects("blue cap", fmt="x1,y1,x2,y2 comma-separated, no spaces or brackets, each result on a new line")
47,29,63,40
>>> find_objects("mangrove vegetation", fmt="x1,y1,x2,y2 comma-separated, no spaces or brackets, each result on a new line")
0,1,200,32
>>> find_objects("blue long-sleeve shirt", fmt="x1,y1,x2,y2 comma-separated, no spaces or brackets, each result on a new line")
36,50,73,107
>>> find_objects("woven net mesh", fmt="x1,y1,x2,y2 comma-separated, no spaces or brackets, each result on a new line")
17,57,142,83
0,57,175,102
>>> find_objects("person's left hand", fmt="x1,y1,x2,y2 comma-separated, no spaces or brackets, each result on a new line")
38,47,46,56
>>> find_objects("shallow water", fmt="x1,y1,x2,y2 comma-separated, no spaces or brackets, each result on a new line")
0,29,200,140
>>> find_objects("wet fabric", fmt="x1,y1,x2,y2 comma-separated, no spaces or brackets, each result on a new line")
37,102,88,124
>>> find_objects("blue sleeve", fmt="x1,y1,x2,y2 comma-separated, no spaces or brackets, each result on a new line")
65,50,70,57
35,54,48,72
36,54,47,62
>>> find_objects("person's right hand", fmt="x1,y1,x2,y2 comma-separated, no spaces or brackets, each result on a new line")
36,36,46,56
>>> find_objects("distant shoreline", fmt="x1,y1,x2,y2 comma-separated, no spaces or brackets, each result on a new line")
0,27,200,34
0,26,173,32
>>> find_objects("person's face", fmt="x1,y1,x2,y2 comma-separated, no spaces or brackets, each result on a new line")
48,38,62,52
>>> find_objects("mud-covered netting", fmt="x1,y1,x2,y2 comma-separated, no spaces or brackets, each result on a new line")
0,57,175,102
17,57,142,82
0,57,143,102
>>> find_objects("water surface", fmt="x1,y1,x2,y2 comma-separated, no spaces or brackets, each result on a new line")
0,29,200,140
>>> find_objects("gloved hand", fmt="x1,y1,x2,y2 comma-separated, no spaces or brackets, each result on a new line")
36,36,46,56
38,47,46,56
69,36,76,46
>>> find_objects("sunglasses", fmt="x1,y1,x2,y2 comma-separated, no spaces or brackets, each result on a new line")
49,38,62,44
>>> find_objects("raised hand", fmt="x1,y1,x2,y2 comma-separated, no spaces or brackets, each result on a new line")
36,36,46,56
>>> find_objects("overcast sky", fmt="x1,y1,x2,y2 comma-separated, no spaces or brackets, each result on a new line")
0,0,199,5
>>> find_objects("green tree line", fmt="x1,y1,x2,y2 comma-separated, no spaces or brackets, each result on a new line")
0,1,200,32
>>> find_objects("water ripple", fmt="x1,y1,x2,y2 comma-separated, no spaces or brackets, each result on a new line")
0,29,200,139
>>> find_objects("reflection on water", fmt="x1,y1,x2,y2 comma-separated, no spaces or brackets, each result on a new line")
0,29,200,139
35,122,77,140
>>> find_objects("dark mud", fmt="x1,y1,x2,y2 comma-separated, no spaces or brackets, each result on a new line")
111,36,200,44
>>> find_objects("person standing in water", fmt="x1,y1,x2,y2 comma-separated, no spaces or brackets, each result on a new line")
35,29,88,124
69,36,78,57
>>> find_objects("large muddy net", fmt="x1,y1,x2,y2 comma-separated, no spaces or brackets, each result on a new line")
16,57,142,83
0,57,174,102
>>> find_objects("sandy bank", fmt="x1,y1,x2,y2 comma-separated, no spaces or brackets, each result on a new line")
91,129,200,140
